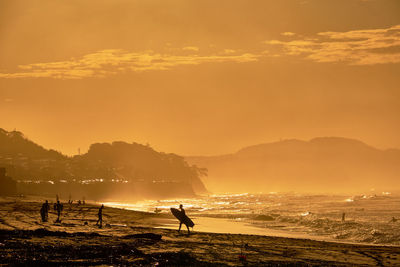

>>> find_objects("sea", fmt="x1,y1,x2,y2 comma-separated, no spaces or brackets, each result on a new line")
103,192,400,245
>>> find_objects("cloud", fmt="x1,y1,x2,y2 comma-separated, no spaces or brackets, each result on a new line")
223,49,236,54
265,25,400,65
0,49,259,79
281,32,296,36
182,46,200,52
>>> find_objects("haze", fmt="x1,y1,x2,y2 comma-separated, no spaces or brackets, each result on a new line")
1,0,400,157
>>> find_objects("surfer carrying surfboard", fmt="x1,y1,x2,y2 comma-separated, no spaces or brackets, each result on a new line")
170,204,194,235
178,204,190,234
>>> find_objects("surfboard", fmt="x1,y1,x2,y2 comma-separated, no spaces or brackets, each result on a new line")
170,208,195,228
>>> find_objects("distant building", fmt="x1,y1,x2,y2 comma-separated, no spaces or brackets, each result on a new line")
0,167,17,195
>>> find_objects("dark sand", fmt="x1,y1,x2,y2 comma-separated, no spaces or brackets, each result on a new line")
1,197,400,266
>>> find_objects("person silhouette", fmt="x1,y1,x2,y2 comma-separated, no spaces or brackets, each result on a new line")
96,204,104,228
41,200,50,222
178,204,190,235
40,205,46,222
55,200,63,223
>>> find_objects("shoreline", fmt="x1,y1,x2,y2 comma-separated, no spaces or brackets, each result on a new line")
1,198,400,265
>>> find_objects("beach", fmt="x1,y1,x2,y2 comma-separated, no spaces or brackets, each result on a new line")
1,196,400,266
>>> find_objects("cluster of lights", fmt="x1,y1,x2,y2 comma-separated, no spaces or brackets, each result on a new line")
17,178,129,184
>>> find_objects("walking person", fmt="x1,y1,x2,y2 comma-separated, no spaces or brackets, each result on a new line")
178,204,191,235
96,204,104,228
55,200,63,223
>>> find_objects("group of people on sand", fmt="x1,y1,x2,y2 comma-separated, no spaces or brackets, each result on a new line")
40,200,64,223
68,199,85,205
40,198,191,234
39,199,104,228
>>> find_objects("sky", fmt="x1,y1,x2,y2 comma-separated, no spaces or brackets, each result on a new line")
1,0,400,156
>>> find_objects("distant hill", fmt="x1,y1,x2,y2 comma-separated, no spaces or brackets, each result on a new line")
0,128,65,160
186,137,400,194
0,128,207,199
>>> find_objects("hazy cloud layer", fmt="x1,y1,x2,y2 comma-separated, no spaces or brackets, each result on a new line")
0,49,259,79
2,25,399,80
266,25,400,65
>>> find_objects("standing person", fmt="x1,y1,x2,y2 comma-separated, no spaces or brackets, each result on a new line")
55,200,63,223
40,205,46,222
44,200,50,221
342,212,346,222
40,200,50,222
178,204,190,235
96,204,104,228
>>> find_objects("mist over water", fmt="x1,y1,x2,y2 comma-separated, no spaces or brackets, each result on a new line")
104,192,400,245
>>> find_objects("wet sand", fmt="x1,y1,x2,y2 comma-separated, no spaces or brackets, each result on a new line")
1,197,400,266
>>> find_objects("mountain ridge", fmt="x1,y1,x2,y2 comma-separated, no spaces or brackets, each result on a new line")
186,137,400,194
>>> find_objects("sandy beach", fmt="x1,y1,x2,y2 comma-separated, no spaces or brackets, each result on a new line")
1,196,400,266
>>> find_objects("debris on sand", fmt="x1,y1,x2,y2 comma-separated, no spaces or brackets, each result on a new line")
123,233,162,240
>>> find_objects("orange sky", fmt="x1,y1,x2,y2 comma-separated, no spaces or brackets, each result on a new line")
1,0,400,156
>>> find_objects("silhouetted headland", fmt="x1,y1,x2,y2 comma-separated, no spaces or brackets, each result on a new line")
0,128,207,200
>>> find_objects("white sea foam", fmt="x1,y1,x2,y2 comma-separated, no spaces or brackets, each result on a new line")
104,192,400,245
